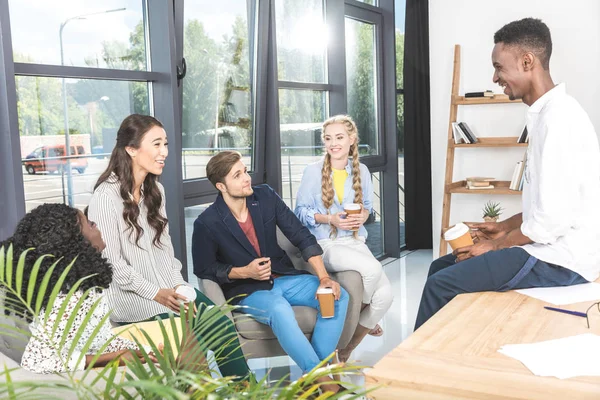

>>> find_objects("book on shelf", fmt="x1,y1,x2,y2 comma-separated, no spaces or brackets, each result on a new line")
517,125,529,143
451,122,466,144
466,176,495,190
509,161,523,190
466,183,495,190
509,154,527,190
458,122,478,143
464,90,494,98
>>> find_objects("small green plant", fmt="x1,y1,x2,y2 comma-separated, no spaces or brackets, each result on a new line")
482,201,503,219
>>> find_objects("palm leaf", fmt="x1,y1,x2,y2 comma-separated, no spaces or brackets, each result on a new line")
14,248,30,298
55,285,95,347
26,254,50,305
43,258,77,324
33,259,59,315
5,245,13,288
0,244,5,282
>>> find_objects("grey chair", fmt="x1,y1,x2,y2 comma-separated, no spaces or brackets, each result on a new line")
200,228,363,360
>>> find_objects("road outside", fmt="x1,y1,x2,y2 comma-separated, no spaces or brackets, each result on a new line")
22,154,405,224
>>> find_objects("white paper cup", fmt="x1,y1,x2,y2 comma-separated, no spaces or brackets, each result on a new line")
316,287,335,318
343,203,362,231
175,285,197,304
444,223,474,250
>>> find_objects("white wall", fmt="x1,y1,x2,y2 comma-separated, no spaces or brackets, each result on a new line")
429,0,600,253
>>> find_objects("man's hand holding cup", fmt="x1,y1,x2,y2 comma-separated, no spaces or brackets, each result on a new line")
316,276,340,319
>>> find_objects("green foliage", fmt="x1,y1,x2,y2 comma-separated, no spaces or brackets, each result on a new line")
0,245,374,399
482,201,503,218
396,31,405,153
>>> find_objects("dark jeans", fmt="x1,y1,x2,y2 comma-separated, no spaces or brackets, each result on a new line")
118,288,250,380
414,247,587,330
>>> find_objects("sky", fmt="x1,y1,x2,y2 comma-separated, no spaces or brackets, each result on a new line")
395,0,405,33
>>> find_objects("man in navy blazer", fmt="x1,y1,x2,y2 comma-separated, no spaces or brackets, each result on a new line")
192,151,349,392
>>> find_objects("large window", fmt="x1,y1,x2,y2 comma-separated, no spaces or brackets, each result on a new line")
1,0,402,268
182,0,257,180
275,0,330,209
16,76,148,211
8,1,154,211
9,1,145,70
345,17,379,156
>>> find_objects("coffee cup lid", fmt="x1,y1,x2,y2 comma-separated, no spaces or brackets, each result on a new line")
343,203,361,210
444,222,469,241
176,285,197,302
316,287,334,294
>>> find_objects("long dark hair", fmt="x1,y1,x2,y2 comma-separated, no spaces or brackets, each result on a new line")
94,114,167,247
1,204,113,319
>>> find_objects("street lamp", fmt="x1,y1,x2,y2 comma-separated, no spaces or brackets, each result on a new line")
59,8,125,206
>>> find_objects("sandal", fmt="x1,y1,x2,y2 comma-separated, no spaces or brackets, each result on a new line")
368,324,383,337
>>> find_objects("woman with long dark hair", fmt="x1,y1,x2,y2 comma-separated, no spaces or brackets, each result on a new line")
89,114,251,379
2,203,157,373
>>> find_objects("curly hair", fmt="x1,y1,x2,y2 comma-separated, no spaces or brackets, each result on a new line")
494,18,552,70
321,115,363,239
1,204,112,319
94,114,168,247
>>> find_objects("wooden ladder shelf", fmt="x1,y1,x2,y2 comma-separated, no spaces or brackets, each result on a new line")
439,44,525,257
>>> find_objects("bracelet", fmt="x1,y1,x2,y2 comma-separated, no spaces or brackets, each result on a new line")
319,276,330,282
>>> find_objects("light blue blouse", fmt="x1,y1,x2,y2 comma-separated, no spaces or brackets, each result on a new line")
294,159,373,241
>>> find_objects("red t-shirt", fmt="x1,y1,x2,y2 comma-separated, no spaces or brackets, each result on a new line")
238,213,261,256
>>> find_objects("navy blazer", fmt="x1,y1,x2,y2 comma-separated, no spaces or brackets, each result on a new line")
192,184,322,303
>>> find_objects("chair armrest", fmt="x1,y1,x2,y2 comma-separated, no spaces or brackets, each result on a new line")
198,278,234,321
329,270,363,349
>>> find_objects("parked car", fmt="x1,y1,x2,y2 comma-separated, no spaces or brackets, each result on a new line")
23,145,88,175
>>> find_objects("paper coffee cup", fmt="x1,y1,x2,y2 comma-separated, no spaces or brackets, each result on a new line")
316,287,335,318
343,203,362,231
176,285,197,304
444,222,474,250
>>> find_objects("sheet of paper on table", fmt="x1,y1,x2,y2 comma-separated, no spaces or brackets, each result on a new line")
498,333,600,379
515,282,600,305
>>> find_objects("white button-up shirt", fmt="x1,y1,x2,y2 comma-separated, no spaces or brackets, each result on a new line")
520,83,600,282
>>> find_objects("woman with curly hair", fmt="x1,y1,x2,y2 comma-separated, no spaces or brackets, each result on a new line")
294,115,393,362
2,203,158,373
88,114,251,379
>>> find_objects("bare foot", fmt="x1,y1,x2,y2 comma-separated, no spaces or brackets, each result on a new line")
368,324,383,337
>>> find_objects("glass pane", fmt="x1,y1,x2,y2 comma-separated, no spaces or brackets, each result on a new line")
279,89,327,208
356,0,378,5
185,203,214,288
16,76,149,212
275,0,326,83
8,1,147,70
345,18,379,156
182,0,256,180
366,172,383,257
395,18,404,89
397,94,405,247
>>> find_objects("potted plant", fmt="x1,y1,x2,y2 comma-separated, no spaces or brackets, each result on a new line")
482,201,503,223
0,245,372,399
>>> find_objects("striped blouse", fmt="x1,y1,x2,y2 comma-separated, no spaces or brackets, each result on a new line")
89,175,186,323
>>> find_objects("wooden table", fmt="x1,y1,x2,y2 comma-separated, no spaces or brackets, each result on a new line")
365,290,600,399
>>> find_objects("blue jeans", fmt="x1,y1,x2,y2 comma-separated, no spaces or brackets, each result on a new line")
239,274,349,373
415,247,587,330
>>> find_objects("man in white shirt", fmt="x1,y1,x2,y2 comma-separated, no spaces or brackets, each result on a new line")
415,18,600,330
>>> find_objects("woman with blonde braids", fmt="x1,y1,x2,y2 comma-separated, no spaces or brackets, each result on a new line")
295,115,393,362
